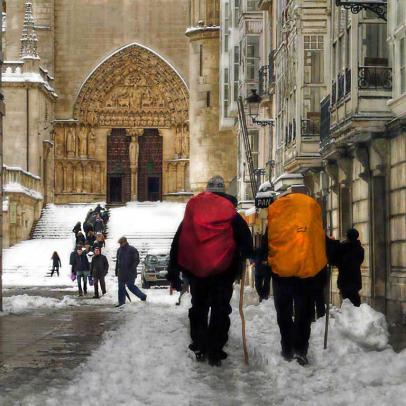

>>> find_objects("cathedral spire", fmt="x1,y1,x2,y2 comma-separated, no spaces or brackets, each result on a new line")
20,1,39,59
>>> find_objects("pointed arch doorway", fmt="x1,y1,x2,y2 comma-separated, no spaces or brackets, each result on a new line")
137,129,163,202
107,128,131,204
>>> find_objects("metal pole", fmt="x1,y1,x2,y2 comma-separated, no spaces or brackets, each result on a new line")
237,96,258,198
324,188,334,349
0,0,4,312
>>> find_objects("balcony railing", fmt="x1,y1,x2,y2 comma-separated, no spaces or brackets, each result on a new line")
258,51,275,97
2,165,42,199
301,117,320,137
332,80,337,105
337,72,345,101
345,68,351,95
320,96,331,146
259,65,269,96
358,66,392,90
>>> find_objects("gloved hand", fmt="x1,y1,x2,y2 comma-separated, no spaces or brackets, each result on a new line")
170,278,183,292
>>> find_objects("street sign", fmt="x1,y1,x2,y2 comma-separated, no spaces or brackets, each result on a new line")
255,196,274,209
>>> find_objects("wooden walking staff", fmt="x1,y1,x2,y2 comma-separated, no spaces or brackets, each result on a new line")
239,265,249,365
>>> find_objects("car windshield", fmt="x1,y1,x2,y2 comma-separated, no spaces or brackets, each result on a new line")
146,254,169,266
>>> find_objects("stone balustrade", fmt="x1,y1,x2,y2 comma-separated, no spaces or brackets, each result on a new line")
2,165,42,199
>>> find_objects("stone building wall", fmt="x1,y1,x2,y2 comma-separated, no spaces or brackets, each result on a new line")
351,158,371,301
388,131,406,321
53,0,189,118
187,0,236,193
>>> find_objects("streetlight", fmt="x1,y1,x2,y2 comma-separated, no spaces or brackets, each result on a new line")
245,89,275,127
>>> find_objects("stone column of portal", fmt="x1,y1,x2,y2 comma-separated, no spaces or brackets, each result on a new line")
186,1,236,193
128,129,143,201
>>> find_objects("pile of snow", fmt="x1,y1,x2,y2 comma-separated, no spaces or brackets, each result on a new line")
335,300,389,350
1,294,78,314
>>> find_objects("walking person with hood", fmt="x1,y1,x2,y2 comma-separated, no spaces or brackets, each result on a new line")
167,176,253,367
70,246,90,296
337,228,364,306
72,222,82,237
115,236,147,307
265,193,328,366
50,251,61,277
90,246,109,298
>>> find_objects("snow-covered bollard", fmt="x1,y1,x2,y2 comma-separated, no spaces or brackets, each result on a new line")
335,299,389,351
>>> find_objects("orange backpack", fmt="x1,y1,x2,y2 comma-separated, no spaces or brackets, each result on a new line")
268,193,327,278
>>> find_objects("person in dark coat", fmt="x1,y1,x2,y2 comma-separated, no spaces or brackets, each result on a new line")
90,246,109,298
83,222,94,236
337,228,364,306
253,236,271,302
94,213,105,234
70,246,90,296
115,236,147,306
86,230,96,247
76,231,86,247
101,210,109,224
51,251,61,277
72,222,81,237
167,176,253,367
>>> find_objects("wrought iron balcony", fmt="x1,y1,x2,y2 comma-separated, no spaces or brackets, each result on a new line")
320,96,331,146
332,80,337,105
345,68,351,95
258,65,269,97
301,117,320,137
258,51,275,97
358,66,392,90
337,72,345,101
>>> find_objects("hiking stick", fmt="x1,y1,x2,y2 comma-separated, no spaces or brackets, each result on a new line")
323,266,331,349
239,266,249,365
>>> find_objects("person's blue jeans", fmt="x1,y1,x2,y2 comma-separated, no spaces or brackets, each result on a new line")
77,271,89,293
118,279,147,304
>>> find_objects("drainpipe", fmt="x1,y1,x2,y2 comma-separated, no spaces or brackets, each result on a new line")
26,88,30,172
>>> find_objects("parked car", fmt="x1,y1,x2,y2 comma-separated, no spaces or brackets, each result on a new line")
141,249,170,289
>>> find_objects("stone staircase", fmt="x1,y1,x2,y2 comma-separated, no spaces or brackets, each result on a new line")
32,203,101,239
2,201,184,287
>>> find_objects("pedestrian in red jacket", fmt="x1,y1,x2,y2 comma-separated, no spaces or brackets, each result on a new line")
167,176,253,367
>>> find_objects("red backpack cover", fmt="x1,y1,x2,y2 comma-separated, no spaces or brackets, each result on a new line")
178,192,237,277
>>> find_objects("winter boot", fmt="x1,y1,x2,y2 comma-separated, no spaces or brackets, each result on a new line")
188,343,206,362
208,354,222,367
295,353,309,366
281,350,293,362
78,290,83,297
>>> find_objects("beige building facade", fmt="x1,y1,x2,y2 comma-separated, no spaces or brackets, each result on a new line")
254,0,405,324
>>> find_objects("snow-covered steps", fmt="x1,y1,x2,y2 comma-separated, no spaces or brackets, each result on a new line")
105,202,185,259
3,201,185,288
32,203,103,239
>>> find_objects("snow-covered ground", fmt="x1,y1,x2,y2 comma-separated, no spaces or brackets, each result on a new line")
3,202,406,405
19,289,406,406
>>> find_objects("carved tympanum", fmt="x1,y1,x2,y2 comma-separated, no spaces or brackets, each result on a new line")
74,45,189,129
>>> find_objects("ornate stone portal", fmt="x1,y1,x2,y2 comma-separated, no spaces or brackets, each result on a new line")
53,44,190,203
